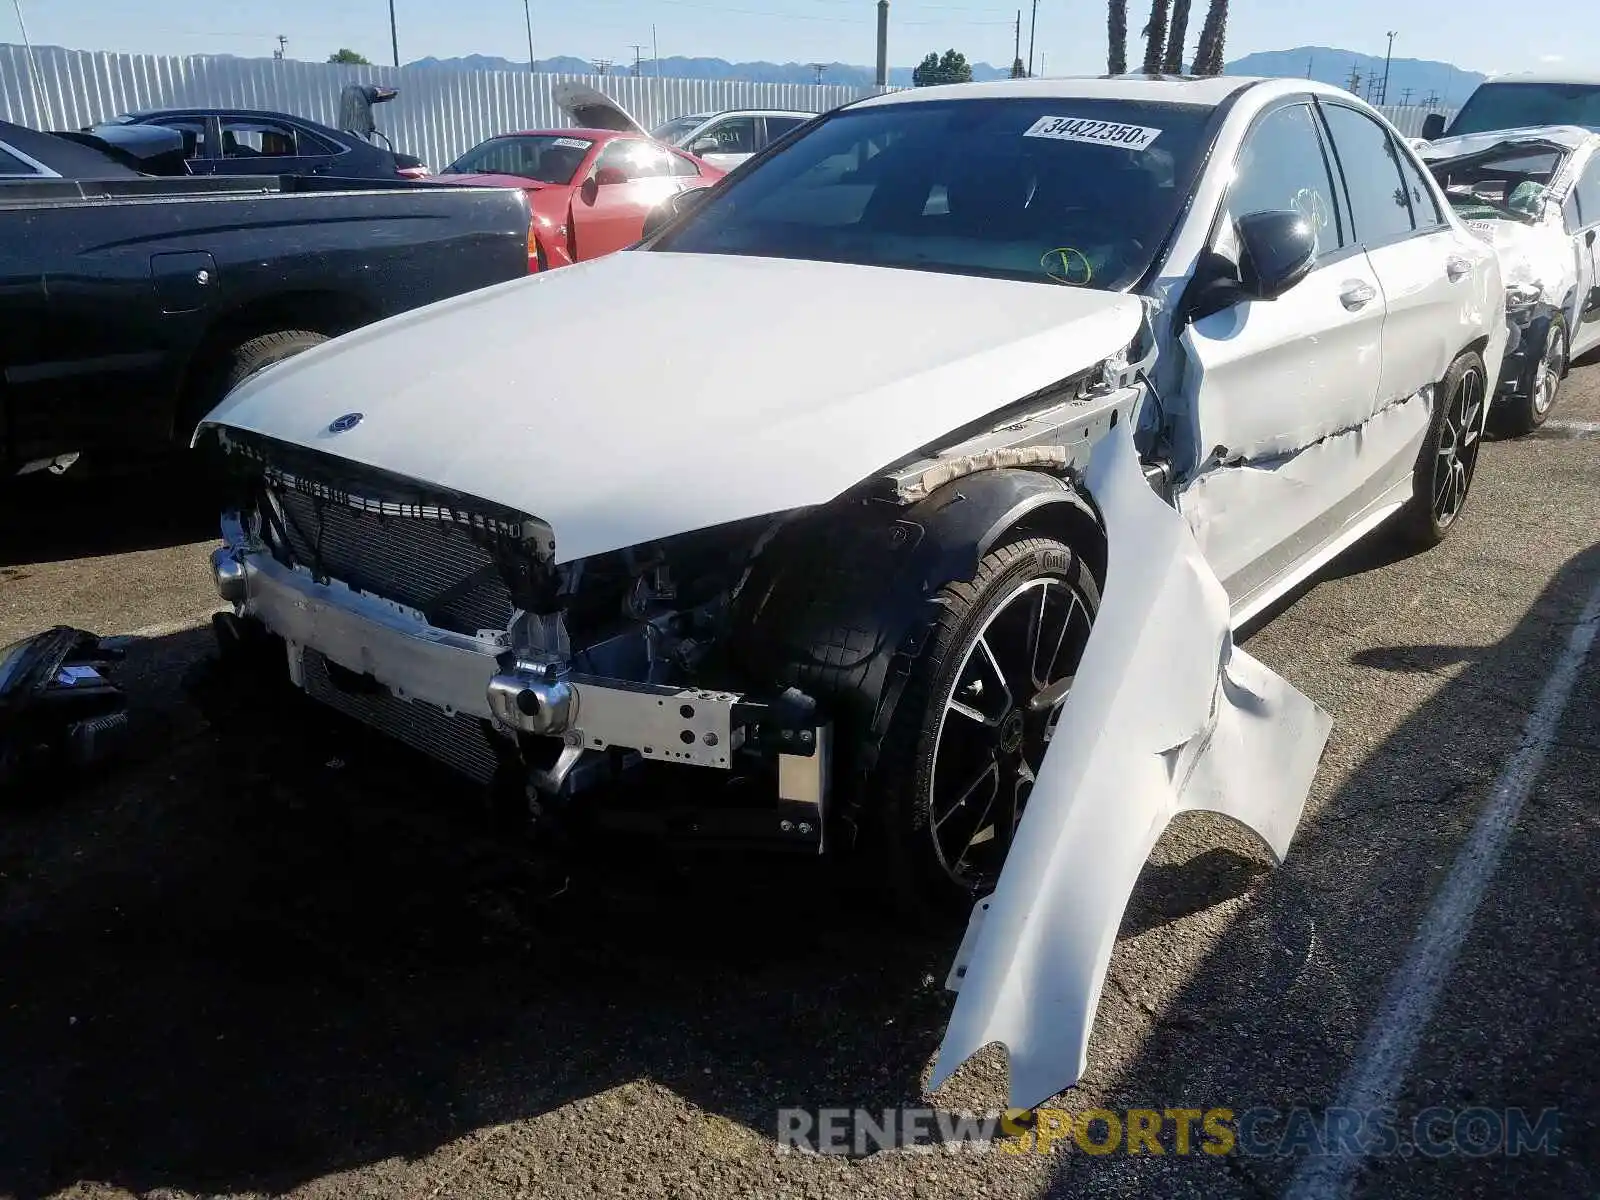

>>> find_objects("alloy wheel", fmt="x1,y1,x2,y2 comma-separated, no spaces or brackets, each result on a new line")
927,575,1094,891
1432,363,1486,529
1533,322,1567,417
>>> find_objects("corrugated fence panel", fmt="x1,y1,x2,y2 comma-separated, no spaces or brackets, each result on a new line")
0,44,886,169
1375,104,1460,137
0,46,1461,164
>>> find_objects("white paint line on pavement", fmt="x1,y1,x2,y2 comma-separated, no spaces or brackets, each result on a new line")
125,607,227,641
1285,569,1600,1200
1539,419,1600,436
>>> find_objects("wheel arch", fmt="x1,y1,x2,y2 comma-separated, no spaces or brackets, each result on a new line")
730,468,1106,837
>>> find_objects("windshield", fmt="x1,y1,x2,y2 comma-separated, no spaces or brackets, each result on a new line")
649,115,707,145
441,134,594,184
1449,83,1600,135
1428,146,1567,222
655,98,1215,290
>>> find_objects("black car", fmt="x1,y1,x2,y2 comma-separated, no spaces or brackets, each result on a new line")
95,106,428,180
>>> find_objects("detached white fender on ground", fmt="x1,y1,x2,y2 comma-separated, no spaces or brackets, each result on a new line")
929,422,1333,1111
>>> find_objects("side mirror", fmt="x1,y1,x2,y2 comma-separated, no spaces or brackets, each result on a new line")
593,165,630,187
1236,209,1317,301
1421,113,1446,141
640,186,712,240
689,137,720,157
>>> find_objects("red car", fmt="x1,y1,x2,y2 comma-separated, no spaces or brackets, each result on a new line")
439,127,722,271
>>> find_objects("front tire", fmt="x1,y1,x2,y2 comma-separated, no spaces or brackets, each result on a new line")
870,536,1100,912
1397,350,1488,550
1499,312,1567,436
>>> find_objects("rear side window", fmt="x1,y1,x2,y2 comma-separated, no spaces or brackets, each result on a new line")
1320,104,1415,246
1226,103,1346,259
1572,154,1600,228
764,116,807,144
699,117,757,155
221,118,300,159
1395,146,1445,229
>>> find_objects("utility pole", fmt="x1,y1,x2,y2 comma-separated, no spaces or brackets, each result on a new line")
1400,85,1414,106
593,58,612,76
11,0,46,123
629,44,646,75
273,34,287,60
875,0,889,88
653,24,661,77
1027,0,1039,77
1422,89,1440,108
1380,30,1397,105
389,0,399,67
524,0,536,72
1011,10,1024,78
809,62,827,84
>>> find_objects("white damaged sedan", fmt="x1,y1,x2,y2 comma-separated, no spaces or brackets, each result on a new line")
199,77,1506,1106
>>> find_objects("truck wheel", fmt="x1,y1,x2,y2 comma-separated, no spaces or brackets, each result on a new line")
1397,350,1488,550
1499,313,1566,436
869,536,1100,912
218,330,329,399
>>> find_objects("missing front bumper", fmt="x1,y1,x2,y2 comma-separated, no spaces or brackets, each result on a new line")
214,521,829,840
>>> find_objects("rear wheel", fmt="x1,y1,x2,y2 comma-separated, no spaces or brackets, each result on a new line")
870,536,1100,911
1397,350,1487,550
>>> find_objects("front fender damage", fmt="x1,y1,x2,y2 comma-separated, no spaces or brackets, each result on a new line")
929,421,1332,1110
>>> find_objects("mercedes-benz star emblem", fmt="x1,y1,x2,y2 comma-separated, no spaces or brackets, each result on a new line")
327,412,364,434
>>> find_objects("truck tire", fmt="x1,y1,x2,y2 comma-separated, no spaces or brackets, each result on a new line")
1499,313,1567,436
866,535,1100,913
1396,349,1488,550
217,329,329,399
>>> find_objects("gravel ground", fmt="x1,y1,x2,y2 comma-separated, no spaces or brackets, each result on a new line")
2,360,1597,1200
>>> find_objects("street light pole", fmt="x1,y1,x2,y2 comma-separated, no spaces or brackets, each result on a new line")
523,0,536,72
389,0,400,67
1380,30,1397,106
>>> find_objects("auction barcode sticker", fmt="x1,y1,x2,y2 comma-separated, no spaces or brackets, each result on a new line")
1023,116,1163,150
552,137,594,150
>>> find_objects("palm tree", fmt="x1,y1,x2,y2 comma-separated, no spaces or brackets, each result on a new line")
1162,0,1192,73
1140,0,1170,75
1192,0,1228,75
1107,0,1128,75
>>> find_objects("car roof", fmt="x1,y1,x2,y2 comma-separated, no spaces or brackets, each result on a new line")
850,74,1263,110
1478,71,1600,87
127,106,314,125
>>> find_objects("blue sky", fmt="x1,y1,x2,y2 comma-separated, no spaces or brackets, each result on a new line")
5,0,1587,77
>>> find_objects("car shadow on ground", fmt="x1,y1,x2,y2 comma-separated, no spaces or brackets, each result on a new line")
1046,541,1600,1198
0,627,958,1197
0,463,218,568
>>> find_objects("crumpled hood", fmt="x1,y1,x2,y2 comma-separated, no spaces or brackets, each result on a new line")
201,251,1142,564
1460,216,1577,305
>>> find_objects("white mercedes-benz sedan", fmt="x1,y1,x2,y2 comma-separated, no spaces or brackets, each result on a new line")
198,76,1506,1106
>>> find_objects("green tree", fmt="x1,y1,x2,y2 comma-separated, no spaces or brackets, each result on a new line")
1140,0,1170,74
1107,0,1128,74
1191,0,1228,75
912,49,974,87
327,48,371,65
1162,0,1192,73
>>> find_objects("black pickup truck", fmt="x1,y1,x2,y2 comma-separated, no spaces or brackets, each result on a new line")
0,119,531,476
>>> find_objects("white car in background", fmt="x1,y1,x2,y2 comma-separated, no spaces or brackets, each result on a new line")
554,83,813,170
200,76,1504,1107
1421,124,1600,430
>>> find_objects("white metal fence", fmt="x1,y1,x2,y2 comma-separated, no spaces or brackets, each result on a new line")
0,44,885,170
0,45,1459,168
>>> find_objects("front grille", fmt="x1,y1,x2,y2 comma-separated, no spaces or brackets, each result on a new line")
302,649,503,784
272,487,514,636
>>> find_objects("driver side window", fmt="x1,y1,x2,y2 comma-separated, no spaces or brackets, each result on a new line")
1225,103,1347,261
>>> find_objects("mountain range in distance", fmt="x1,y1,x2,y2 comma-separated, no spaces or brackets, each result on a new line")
405,46,1489,104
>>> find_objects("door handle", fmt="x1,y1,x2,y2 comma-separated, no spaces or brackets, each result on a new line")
1446,256,1473,282
1587,229,1596,248
1339,281,1377,310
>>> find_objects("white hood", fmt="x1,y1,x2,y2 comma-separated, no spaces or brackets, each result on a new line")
201,252,1142,563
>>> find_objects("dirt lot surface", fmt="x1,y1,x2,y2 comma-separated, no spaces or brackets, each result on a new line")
2,363,1597,1200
